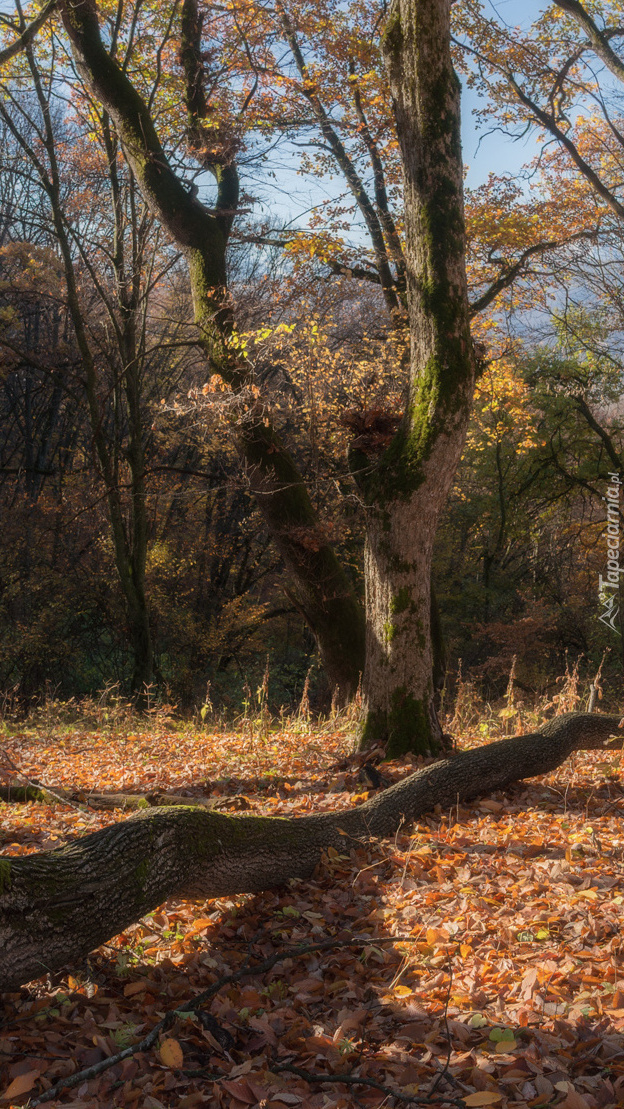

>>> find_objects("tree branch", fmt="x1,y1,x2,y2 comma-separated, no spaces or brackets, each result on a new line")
469,229,600,316
554,0,624,85
0,0,57,67
506,73,624,222
574,394,623,472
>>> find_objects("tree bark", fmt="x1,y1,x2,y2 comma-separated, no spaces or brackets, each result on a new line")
0,712,621,992
359,0,475,756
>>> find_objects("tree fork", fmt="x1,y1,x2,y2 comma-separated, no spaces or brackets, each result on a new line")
0,712,621,992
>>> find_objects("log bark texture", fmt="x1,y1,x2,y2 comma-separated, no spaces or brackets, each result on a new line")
0,712,621,991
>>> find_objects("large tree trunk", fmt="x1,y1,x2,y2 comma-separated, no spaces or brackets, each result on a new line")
0,713,621,992
359,0,475,755
57,0,365,701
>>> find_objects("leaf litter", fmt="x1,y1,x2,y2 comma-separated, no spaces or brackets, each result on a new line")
1,720,624,1107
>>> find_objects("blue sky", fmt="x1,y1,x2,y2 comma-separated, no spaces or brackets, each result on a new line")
461,0,548,187
241,0,553,235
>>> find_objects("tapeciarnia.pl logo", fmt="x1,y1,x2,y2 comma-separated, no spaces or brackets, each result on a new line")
598,471,622,635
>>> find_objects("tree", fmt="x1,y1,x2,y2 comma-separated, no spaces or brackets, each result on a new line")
457,0,624,247
0,0,594,741
1,0,624,996
51,0,368,704
51,0,469,750
0,43,172,697
0,711,622,990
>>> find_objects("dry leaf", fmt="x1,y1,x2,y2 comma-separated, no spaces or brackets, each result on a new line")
123,979,146,997
463,1093,503,1107
159,1037,184,1068
558,1092,592,1109
220,1080,257,1104
1,1070,40,1100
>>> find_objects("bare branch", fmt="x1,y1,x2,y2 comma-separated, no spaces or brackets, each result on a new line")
469,229,600,316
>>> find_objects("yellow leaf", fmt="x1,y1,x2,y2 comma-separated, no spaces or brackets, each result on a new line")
394,984,413,997
159,1038,184,1068
463,1094,503,1107
1,1070,40,1100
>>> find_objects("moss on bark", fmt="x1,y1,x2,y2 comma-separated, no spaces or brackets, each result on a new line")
361,691,434,757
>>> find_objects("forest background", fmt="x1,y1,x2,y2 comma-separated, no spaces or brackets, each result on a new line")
1,0,623,720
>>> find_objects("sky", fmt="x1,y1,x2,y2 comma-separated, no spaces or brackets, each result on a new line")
238,0,553,236
462,78,537,190
458,0,548,188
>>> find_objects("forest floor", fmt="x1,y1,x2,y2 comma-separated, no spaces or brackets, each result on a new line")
1,702,624,1108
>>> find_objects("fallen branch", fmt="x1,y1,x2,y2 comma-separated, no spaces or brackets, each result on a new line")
0,782,250,811
27,935,422,1107
0,712,622,991
0,747,96,816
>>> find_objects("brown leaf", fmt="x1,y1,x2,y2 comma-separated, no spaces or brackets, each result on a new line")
123,979,147,997
463,1094,503,1107
220,1080,258,1104
1,1070,40,1101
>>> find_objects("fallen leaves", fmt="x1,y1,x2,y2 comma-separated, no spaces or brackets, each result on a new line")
463,1094,503,1107
2,718,624,1106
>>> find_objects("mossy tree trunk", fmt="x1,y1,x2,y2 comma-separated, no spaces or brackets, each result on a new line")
58,0,364,701
359,0,475,756
0,713,621,991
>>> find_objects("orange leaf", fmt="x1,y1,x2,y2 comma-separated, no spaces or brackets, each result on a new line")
159,1038,184,1068
426,927,446,945
463,1094,502,1107
187,917,214,936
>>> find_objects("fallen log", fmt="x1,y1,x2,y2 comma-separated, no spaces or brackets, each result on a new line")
0,785,225,810
0,712,621,991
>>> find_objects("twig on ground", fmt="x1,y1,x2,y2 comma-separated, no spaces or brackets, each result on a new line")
27,933,424,1106
428,959,456,1097
272,1061,466,1107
